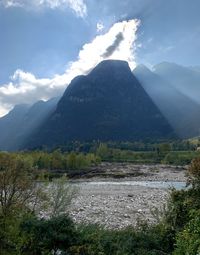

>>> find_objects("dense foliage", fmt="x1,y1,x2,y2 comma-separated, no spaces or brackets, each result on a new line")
95,142,200,165
14,140,200,172
0,150,101,178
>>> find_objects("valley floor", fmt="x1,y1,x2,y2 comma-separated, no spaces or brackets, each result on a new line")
69,163,187,229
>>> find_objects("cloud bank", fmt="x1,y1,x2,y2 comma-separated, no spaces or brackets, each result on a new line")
1,0,87,17
0,19,140,116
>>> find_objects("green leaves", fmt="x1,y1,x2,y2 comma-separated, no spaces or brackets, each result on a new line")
46,175,78,218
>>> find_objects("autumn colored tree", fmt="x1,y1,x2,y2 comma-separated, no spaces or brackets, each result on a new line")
187,157,200,188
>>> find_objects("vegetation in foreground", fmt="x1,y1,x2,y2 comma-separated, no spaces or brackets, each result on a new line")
1,152,200,254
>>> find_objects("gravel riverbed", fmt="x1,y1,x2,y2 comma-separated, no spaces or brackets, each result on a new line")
69,163,187,229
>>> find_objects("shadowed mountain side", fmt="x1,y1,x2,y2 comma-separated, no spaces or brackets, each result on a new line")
0,97,59,151
25,60,175,149
134,65,200,138
0,104,31,151
154,62,200,105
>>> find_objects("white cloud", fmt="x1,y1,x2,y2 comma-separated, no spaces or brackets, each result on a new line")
0,19,140,116
97,22,104,32
1,0,87,18
1,0,23,7
66,0,87,18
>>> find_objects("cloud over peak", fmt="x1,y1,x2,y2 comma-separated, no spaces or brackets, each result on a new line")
0,19,140,116
102,32,124,58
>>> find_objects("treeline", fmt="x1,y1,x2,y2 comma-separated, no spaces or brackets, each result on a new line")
96,143,200,165
1,153,200,254
107,140,197,152
2,140,200,173
2,150,101,171
58,139,197,153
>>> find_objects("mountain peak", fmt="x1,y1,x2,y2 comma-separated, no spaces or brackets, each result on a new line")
8,104,30,116
94,59,129,67
134,64,152,74
25,59,174,148
153,62,184,72
88,59,130,77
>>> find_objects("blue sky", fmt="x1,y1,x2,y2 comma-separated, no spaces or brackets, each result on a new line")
0,0,200,115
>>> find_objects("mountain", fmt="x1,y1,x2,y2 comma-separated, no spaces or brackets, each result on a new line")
134,65,200,138
189,66,200,73
26,60,175,149
0,104,30,151
0,97,59,151
154,62,200,105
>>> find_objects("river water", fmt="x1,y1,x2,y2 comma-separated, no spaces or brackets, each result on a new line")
77,181,186,190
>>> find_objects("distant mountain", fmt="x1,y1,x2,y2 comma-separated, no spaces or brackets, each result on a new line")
134,65,200,138
189,66,200,73
0,104,30,151
154,62,200,105
0,97,59,151
26,60,175,149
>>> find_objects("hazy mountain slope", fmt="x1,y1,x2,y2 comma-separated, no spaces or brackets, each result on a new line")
16,97,59,150
0,104,30,151
0,97,59,151
189,66,200,73
26,60,175,149
154,62,200,105
134,65,200,138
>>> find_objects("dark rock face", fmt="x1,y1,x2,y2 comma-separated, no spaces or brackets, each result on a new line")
27,60,174,148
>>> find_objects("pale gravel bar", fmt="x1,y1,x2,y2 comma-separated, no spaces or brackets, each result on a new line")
69,163,187,229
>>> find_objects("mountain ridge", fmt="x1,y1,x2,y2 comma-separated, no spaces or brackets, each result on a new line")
0,97,59,151
25,60,175,149
2,60,200,151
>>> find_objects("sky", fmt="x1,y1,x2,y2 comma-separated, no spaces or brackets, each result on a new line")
0,0,200,116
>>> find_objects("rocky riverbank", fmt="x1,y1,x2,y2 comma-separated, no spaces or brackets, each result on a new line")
69,163,187,229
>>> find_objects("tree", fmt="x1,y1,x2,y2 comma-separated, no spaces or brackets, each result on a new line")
158,143,171,156
67,152,77,169
96,143,109,159
0,153,41,217
19,215,78,255
0,153,46,254
173,211,200,255
46,175,78,218
187,157,200,188
50,149,63,170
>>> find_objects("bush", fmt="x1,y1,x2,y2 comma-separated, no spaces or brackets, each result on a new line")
69,223,175,255
173,210,200,255
19,215,78,255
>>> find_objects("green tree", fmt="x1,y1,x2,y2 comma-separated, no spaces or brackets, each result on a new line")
96,143,109,159
46,175,78,218
0,153,46,254
159,143,171,156
50,149,63,170
0,153,38,217
173,211,200,255
19,215,77,255
67,152,77,169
